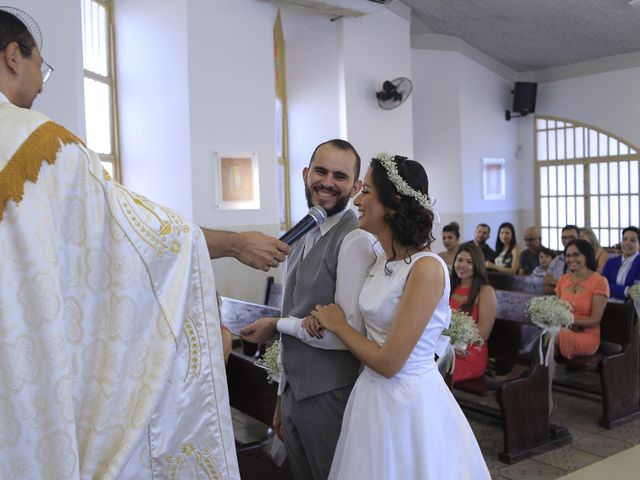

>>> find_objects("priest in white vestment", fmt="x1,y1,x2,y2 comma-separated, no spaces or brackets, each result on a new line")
0,7,244,479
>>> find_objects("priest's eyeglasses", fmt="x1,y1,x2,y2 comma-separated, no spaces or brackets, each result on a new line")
17,42,54,83
41,59,54,83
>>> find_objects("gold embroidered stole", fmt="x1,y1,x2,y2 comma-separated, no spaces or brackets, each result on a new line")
0,121,83,221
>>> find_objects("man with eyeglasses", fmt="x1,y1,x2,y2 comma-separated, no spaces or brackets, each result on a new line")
543,225,580,294
0,7,247,478
518,226,542,275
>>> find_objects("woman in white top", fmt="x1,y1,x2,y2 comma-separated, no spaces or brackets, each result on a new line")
485,222,520,275
309,154,489,479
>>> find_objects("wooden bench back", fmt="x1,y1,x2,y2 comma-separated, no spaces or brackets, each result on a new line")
489,272,544,295
489,291,540,365
600,301,635,346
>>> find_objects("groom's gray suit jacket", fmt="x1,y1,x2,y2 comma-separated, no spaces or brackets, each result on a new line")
280,209,362,401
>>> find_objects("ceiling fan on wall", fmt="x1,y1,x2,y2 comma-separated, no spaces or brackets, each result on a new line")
376,77,413,110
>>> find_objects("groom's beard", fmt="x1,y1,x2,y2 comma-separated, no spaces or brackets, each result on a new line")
305,184,352,217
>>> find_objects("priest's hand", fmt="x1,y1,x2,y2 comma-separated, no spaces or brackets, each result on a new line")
240,317,278,344
234,231,290,271
202,229,290,271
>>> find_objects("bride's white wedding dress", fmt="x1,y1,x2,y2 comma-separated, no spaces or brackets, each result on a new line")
328,252,490,479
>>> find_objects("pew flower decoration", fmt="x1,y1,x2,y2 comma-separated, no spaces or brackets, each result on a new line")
257,340,281,384
439,310,483,376
628,282,640,318
527,296,574,366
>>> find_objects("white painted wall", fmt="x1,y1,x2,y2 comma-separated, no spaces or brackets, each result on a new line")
114,0,193,217
458,54,522,244
188,0,279,230
411,49,463,229
341,8,413,165
412,48,522,252
9,0,85,136
281,8,342,222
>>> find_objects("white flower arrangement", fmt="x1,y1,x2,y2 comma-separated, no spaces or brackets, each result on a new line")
375,152,433,212
527,296,573,366
257,340,281,384
442,309,484,348
527,296,574,330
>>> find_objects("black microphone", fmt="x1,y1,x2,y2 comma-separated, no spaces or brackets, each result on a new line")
279,206,327,245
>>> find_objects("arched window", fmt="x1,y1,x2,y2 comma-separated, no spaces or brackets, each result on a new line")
535,116,640,250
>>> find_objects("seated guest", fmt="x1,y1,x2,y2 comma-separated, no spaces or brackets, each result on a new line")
601,226,640,301
485,222,520,274
473,223,495,262
580,227,608,273
555,239,609,359
531,247,557,277
449,242,497,382
518,226,542,274
544,224,580,294
438,221,461,270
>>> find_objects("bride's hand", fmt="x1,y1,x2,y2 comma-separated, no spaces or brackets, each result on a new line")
311,303,346,332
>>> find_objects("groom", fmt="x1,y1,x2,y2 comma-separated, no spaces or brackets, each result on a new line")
241,139,374,480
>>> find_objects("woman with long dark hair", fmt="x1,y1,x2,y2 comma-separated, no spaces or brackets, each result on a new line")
555,239,609,359
310,154,489,479
486,221,520,274
449,242,496,383
438,221,460,270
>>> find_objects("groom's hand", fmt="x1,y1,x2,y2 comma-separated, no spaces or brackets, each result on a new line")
240,317,278,344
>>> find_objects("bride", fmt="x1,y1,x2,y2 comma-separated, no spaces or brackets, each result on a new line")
310,154,489,479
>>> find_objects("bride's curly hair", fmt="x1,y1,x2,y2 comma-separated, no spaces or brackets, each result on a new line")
370,155,435,253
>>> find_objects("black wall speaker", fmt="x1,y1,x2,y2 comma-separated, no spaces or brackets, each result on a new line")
512,82,537,115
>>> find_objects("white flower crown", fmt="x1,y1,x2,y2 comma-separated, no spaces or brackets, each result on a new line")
375,152,433,212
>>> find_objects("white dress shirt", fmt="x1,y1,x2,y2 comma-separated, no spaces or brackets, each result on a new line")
616,252,639,285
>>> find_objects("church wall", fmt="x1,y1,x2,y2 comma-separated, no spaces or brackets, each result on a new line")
114,0,194,217
281,8,342,222
458,53,522,241
412,48,522,252
340,7,414,164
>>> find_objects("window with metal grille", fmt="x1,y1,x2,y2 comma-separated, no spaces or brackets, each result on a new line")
81,0,120,181
535,116,640,250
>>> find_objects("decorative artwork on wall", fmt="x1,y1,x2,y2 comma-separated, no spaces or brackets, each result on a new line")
213,152,260,209
482,157,506,200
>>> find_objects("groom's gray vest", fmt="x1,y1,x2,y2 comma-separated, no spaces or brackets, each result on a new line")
281,209,362,401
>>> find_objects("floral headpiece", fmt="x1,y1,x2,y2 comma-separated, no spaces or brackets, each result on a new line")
375,152,433,212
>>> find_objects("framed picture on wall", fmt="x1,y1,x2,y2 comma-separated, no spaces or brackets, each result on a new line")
213,152,260,209
482,157,506,200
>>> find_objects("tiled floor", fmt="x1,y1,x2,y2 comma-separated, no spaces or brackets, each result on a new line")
231,365,640,480
468,365,640,480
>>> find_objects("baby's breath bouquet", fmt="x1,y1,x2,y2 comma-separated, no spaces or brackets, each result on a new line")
257,340,281,384
527,296,574,329
628,282,640,318
442,309,484,349
439,309,483,377
527,296,573,366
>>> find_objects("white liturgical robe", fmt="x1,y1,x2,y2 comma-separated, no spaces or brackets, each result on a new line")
0,95,239,479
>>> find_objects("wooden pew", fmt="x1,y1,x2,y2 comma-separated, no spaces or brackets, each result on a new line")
453,290,571,464
488,272,544,295
554,301,640,428
220,297,294,480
